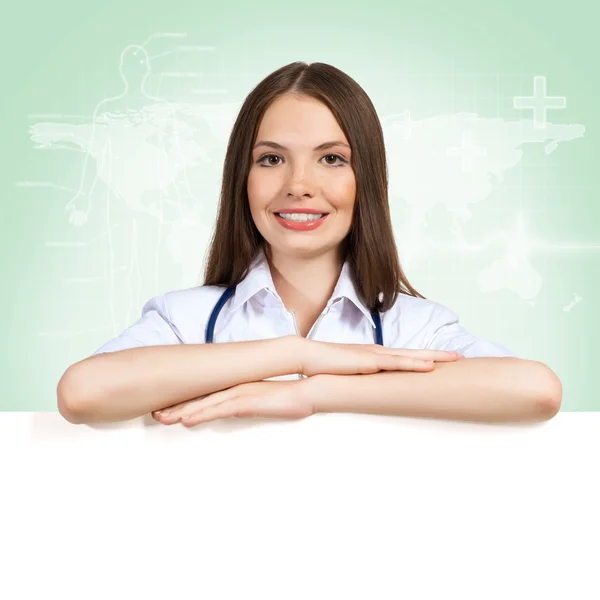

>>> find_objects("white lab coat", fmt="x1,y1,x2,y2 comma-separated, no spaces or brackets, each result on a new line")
92,248,518,367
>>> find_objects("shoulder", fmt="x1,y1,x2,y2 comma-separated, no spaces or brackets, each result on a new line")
162,284,228,312
382,291,460,348
89,284,230,355
382,291,518,357
160,284,231,344
384,291,456,326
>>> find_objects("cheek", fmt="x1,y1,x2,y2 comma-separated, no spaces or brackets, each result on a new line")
334,177,356,212
246,169,257,203
345,175,356,198
247,168,275,209
334,169,355,195
246,172,263,213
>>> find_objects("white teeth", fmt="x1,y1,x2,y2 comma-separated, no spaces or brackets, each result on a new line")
278,213,324,222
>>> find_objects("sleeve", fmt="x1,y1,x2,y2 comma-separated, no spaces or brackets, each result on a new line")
90,294,183,355
425,304,519,358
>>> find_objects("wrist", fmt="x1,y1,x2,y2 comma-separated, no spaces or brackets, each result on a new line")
300,372,336,414
298,373,322,414
283,335,313,376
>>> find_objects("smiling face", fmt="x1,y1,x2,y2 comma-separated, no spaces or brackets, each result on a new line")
247,93,356,260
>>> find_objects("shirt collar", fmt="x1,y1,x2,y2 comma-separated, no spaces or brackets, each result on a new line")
229,247,376,328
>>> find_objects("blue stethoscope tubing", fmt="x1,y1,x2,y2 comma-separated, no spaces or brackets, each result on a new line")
205,285,384,345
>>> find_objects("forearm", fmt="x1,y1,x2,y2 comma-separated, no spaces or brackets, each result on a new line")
306,358,562,424
57,335,303,424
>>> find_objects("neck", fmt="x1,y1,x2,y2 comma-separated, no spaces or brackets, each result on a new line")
265,245,344,314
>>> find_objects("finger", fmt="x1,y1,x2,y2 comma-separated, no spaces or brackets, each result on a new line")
153,414,178,425
156,404,199,423
181,394,284,426
152,409,179,421
332,341,458,358
378,356,436,372
158,389,235,422
152,403,187,419
384,350,459,362
177,389,239,415
181,398,246,426
376,347,459,359
153,409,182,424
157,395,208,414
420,351,460,361
153,405,194,423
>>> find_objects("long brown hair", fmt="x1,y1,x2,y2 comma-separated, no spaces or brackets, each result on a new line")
202,61,426,312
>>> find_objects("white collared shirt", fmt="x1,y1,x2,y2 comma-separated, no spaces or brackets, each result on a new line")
91,248,518,378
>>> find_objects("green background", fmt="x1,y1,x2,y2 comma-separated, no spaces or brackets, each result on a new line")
1,0,597,411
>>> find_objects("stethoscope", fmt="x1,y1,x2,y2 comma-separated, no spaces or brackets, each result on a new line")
205,285,384,345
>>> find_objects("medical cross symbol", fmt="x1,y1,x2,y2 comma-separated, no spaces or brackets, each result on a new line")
446,131,487,173
513,75,566,129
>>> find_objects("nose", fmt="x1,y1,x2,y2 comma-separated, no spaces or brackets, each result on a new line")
285,162,317,197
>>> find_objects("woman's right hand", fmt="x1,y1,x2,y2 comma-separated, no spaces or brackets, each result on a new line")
297,338,460,377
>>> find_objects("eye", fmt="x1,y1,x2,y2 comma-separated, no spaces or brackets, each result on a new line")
322,153,348,166
256,153,349,167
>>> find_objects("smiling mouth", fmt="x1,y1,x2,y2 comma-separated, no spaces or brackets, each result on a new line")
274,212,328,221
273,211,329,217
273,212,329,230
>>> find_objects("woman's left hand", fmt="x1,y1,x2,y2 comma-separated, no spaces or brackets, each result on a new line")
151,379,314,427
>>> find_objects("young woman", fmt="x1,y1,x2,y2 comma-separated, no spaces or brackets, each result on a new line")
57,62,562,426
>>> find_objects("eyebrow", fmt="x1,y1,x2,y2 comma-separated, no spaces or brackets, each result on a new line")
252,140,351,151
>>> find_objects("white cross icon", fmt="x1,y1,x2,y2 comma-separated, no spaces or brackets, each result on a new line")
514,75,566,129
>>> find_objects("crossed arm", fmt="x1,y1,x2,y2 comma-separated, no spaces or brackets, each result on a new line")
306,357,562,423
58,335,562,425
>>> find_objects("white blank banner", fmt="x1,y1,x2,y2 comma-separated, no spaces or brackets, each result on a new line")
1,412,598,599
